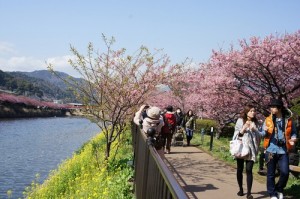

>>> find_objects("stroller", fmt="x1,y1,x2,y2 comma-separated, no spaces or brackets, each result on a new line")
172,126,185,146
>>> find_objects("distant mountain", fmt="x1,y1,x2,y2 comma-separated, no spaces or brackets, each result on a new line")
0,70,80,103
20,70,82,90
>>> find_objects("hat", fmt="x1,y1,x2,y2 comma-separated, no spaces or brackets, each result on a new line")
269,98,284,108
146,106,161,120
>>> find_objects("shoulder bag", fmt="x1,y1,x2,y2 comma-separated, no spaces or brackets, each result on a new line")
230,135,249,159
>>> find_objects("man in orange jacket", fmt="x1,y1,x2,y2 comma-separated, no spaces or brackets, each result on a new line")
262,98,297,199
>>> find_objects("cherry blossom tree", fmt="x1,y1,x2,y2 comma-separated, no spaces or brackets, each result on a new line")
52,30,300,146
146,61,192,111
203,31,300,129
209,31,300,111
48,35,172,159
165,30,300,137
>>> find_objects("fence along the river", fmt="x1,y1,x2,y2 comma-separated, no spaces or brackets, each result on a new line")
132,123,189,199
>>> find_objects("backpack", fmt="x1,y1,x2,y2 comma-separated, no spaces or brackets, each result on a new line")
146,127,164,150
162,113,175,134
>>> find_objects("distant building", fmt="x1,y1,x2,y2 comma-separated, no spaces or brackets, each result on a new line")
53,99,63,104
67,103,84,107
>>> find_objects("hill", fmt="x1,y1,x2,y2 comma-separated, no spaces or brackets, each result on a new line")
20,70,82,90
0,70,79,103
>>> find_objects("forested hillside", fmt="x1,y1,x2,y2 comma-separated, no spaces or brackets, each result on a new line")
0,70,78,103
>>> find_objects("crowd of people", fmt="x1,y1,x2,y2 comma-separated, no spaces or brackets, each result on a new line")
133,98,299,199
133,104,196,156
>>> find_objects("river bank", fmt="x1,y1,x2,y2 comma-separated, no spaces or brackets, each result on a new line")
0,92,83,118
0,102,82,118
0,103,66,118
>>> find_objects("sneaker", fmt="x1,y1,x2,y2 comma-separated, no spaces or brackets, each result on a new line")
270,196,278,199
277,192,283,199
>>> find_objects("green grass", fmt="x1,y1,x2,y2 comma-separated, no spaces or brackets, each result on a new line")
192,132,300,198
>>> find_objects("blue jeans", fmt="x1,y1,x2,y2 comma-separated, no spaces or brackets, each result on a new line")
185,128,194,146
265,152,289,197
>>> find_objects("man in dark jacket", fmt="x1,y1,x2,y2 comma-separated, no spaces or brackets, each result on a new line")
175,107,184,127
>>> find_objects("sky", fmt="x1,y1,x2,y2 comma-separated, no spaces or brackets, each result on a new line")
0,0,300,77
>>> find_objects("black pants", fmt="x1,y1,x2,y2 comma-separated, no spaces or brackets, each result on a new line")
236,158,254,196
161,133,173,151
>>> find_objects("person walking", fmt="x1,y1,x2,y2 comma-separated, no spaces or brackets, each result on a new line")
133,105,165,157
233,105,261,199
261,98,297,199
161,105,177,154
183,109,196,146
175,107,184,127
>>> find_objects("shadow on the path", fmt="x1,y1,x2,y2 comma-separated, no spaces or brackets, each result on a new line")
183,184,218,199
183,183,218,192
252,191,271,199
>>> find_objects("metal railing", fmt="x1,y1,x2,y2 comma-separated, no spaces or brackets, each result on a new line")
132,123,189,199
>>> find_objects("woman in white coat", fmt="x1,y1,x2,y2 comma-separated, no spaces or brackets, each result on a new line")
134,105,165,157
233,104,262,199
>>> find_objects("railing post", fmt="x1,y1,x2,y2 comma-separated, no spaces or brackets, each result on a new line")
210,126,214,151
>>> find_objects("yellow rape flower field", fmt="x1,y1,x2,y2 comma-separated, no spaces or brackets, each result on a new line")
23,127,134,199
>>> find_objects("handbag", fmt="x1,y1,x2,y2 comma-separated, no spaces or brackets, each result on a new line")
230,136,249,159
185,116,193,128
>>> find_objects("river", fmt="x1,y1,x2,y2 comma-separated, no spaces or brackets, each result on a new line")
0,117,100,199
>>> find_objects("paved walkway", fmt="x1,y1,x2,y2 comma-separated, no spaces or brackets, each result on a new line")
164,146,269,199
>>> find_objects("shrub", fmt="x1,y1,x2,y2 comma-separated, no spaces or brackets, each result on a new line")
195,119,217,134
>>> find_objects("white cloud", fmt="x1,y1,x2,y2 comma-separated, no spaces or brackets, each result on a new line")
0,55,81,77
46,55,80,77
0,41,81,77
0,56,45,71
